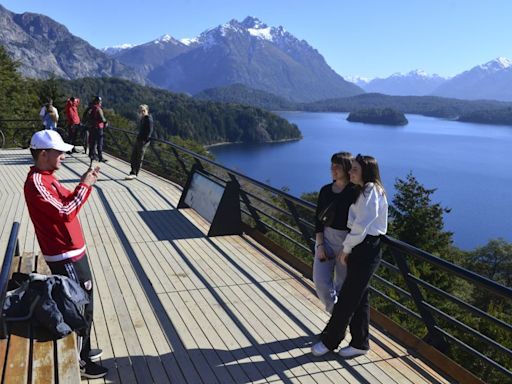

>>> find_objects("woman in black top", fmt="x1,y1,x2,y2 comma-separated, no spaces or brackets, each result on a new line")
125,104,154,180
313,152,358,313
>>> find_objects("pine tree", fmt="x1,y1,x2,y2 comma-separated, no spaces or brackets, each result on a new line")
389,171,453,256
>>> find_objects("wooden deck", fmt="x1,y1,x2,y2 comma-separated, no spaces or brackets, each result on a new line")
0,148,454,383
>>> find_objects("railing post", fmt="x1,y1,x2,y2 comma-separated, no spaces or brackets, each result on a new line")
227,173,267,233
148,141,172,174
0,222,20,339
390,248,448,351
283,198,314,253
170,147,189,176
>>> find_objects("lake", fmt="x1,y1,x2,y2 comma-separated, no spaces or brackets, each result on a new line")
209,111,512,250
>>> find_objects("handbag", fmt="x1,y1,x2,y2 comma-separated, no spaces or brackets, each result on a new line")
317,198,339,227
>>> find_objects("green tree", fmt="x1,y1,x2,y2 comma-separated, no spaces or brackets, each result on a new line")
466,238,512,287
388,172,453,256
0,46,39,120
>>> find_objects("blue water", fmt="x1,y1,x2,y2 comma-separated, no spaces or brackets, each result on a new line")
209,112,512,250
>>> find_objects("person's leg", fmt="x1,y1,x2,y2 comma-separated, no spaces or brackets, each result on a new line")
89,128,97,160
320,238,381,351
136,141,150,175
97,129,104,161
326,228,348,294
129,140,143,175
70,256,94,362
47,257,93,361
347,237,381,350
68,125,75,146
82,127,89,154
348,289,371,350
313,255,336,313
333,259,347,294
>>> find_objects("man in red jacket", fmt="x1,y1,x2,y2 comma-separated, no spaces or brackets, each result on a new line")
65,97,80,153
24,130,108,379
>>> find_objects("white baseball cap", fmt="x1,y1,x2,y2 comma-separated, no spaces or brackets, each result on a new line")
30,130,74,152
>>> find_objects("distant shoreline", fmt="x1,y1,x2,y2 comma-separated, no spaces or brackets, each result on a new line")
204,137,301,149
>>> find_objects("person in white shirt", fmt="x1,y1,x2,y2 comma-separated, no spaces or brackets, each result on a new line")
39,98,59,130
311,154,388,359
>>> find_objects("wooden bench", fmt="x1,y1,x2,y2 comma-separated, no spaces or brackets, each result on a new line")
0,224,81,383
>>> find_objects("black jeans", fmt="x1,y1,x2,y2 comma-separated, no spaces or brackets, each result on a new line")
67,124,80,146
320,235,382,350
130,139,150,175
48,256,94,362
89,128,104,161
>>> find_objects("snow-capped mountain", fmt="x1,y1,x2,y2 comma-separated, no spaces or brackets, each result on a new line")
432,57,512,101
361,70,447,96
144,16,363,102
102,43,135,56
345,76,371,88
104,34,191,77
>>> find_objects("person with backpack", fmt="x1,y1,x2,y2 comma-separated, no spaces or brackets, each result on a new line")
39,98,59,130
88,96,108,162
65,97,81,153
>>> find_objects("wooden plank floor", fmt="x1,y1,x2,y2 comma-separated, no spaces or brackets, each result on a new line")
0,148,454,383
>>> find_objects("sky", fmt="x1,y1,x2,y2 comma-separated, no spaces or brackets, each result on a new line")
2,0,512,79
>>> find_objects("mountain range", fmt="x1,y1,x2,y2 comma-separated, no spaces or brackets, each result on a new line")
0,4,144,83
351,70,448,96
348,58,512,101
432,57,512,101
106,17,363,102
2,3,512,102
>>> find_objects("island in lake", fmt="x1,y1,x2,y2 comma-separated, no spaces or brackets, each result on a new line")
346,108,409,126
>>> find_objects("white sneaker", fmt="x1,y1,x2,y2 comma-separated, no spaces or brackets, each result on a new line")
338,346,368,359
311,341,330,356
125,174,137,180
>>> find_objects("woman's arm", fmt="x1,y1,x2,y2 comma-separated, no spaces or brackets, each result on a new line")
342,184,380,254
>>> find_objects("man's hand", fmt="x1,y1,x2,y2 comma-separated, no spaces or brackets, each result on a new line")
81,166,100,186
337,251,349,265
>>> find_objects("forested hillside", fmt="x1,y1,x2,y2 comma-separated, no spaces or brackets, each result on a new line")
60,77,302,145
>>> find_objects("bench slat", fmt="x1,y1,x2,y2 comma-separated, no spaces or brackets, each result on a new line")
3,334,30,384
31,340,54,384
0,339,7,381
56,335,80,384
4,253,34,384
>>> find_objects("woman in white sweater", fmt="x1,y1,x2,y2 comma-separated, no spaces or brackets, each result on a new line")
311,154,388,359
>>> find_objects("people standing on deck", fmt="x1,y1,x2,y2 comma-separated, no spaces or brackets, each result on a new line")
39,98,59,130
125,104,154,180
313,152,358,313
65,97,80,153
23,130,108,379
88,96,108,162
312,154,388,359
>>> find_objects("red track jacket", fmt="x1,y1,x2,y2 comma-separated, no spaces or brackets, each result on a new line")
24,167,92,265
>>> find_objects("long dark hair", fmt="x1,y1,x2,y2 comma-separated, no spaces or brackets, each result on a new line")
331,151,353,178
355,154,386,195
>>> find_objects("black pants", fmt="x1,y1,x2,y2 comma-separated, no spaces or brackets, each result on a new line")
48,256,93,362
67,124,80,146
89,128,104,161
320,235,382,350
130,139,150,175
